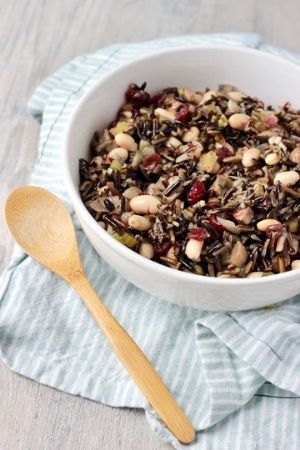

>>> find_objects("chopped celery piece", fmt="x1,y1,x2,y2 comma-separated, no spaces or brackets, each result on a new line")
110,230,137,249
110,160,122,171
110,121,131,136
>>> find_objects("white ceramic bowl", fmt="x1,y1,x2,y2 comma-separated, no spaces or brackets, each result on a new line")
63,45,300,311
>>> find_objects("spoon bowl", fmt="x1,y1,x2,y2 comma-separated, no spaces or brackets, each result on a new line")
5,186,78,278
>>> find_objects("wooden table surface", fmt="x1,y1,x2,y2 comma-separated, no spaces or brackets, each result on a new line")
1,1,299,449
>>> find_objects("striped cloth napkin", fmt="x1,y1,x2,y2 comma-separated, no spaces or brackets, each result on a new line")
1,33,300,449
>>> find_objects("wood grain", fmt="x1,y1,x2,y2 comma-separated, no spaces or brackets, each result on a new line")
1,0,299,449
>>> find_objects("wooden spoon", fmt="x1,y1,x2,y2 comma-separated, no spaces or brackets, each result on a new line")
5,186,195,445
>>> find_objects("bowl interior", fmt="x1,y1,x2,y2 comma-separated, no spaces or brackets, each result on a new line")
66,46,300,190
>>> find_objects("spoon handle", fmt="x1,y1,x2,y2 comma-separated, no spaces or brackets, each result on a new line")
70,273,195,444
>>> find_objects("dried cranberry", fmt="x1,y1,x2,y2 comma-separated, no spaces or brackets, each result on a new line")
266,223,283,237
187,181,206,205
175,107,191,123
209,215,225,233
188,228,209,241
154,241,172,256
141,154,161,173
150,92,165,106
216,147,233,161
125,83,150,107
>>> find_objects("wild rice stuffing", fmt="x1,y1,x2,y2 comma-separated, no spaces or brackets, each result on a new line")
79,83,300,278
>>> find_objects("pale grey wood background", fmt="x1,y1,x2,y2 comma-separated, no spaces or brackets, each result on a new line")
1,1,299,449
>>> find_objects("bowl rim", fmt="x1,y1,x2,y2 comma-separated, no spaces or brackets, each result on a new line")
62,44,300,286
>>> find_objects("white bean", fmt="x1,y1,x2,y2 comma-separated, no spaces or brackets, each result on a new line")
115,133,137,152
274,170,299,187
269,135,282,146
257,219,281,232
242,148,261,168
108,147,128,162
185,239,203,262
289,147,300,164
122,186,141,200
228,113,250,130
182,127,200,143
128,215,152,231
265,152,280,166
130,195,161,214
146,183,157,195
139,241,154,259
291,260,300,270
120,212,132,225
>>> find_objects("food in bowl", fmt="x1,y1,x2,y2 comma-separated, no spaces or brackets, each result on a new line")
79,82,300,278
